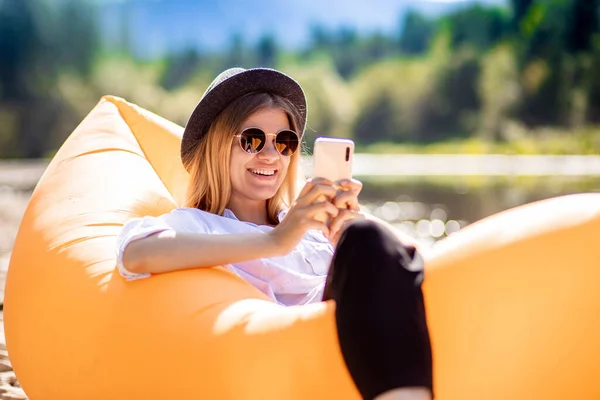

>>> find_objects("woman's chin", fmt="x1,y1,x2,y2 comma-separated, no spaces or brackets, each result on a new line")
244,180,283,199
254,189,279,201
238,184,278,201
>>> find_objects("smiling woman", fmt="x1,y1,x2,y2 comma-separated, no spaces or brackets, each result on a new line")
111,67,435,399
222,106,295,226
1,64,433,399
182,93,301,227
6,91,600,400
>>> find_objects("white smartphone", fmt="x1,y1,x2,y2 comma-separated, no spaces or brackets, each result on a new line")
311,137,355,182
311,137,355,226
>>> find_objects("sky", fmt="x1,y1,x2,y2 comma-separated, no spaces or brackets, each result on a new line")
94,0,506,4
96,0,509,57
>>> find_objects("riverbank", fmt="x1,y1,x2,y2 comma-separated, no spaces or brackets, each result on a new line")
3,154,600,191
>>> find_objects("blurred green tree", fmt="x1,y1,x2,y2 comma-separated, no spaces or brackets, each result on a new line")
224,33,252,67
398,10,436,55
569,0,600,125
586,49,600,123
160,48,203,90
419,49,482,141
353,89,398,144
351,59,438,144
55,0,100,78
478,44,520,141
363,32,392,62
566,0,599,54
256,33,278,68
0,0,101,158
510,0,534,33
331,26,362,79
443,5,509,51
309,24,332,50
511,1,570,127
304,25,396,79
300,24,332,61
0,0,49,101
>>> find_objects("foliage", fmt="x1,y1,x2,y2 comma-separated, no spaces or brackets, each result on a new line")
2,0,600,158
0,0,101,157
358,128,600,155
399,10,437,55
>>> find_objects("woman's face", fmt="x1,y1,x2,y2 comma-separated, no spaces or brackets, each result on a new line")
229,107,292,204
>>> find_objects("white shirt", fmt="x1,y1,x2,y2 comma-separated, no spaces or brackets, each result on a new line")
115,208,334,306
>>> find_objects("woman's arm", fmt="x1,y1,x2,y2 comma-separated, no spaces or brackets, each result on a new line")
122,178,341,276
123,179,341,275
122,231,280,275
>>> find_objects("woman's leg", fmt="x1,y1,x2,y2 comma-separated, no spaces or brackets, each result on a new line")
323,220,433,400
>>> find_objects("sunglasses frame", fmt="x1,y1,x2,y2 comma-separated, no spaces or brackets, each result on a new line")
234,127,300,156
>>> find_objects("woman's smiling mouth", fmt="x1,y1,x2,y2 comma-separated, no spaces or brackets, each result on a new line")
248,168,277,179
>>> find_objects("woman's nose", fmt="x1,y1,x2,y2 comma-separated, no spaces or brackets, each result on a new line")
257,138,279,161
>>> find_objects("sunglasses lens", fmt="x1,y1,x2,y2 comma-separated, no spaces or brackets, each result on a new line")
275,130,299,156
239,129,266,154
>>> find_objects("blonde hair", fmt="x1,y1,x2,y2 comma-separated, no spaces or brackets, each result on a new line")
182,92,304,225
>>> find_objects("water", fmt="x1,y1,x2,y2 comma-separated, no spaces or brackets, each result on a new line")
1,159,599,249
358,175,600,246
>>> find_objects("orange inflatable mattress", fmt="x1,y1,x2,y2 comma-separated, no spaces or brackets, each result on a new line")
5,96,600,399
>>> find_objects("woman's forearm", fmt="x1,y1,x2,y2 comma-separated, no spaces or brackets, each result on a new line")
122,231,279,274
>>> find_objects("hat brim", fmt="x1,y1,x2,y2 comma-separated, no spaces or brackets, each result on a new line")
181,68,307,164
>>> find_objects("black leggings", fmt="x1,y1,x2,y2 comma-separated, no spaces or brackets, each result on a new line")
323,220,433,400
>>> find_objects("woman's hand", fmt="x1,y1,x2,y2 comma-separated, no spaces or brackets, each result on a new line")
268,177,340,256
327,209,365,246
332,178,362,210
327,179,365,246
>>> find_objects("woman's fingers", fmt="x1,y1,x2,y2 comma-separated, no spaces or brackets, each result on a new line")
332,189,361,210
299,201,339,229
336,178,363,192
271,194,338,253
328,209,365,244
304,200,340,220
297,177,335,198
331,179,363,210
292,178,362,240
329,210,355,237
298,183,338,206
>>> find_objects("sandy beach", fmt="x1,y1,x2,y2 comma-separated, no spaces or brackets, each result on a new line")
0,186,30,399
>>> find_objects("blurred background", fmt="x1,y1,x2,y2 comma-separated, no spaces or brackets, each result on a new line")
1,0,600,250
1,2,599,397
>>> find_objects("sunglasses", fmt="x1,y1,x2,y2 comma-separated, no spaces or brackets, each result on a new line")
234,128,300,156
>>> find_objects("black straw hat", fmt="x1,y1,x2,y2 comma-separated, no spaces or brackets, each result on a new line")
181,67,307,165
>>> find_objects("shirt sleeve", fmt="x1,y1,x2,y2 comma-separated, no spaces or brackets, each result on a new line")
115,208,208,281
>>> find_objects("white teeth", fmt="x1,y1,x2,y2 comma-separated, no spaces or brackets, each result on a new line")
250,169,276,176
